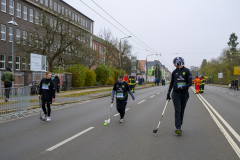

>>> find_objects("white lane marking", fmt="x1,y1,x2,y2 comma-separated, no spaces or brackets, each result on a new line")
46,127,94,152
114,108,130,116
229,93,234,95
150,95,155,98
191,87,240,142
162,90,164,92
195,93,240,158
137,100,145,104
157,92,160,94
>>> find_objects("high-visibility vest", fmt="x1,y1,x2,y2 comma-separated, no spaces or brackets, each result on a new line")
194,78,201,85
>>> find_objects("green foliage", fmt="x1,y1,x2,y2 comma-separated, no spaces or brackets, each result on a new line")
94,81,102,86
52,67,65,73
67,65,86,87
108,77,115,85
85,68,96,86
94,65,110,85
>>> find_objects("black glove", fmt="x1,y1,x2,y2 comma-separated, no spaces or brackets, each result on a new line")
167,92,171,101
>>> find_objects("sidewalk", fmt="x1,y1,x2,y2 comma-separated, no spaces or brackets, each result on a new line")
206,84,229,88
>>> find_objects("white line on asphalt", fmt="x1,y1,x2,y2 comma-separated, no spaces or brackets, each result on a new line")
162,90,164,92
157,92,160,94
137,100,145,104
46,127,94,152
195,93,240,158
192,87,240,142
150,95,155,98
114,108,130,116
229,93,234,95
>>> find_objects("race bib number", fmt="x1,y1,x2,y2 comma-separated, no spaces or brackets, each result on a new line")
178,82,186,88
117,92,123,98
42,84,49,90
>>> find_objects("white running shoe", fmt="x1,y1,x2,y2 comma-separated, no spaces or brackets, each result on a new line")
42,115,47,120
119,119,124,123
46,117,51,122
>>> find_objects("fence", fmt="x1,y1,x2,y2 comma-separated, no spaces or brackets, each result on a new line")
0,86,30,119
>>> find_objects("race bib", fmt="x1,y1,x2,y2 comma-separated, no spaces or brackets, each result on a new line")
42,84,49,90
178,82,186,88
117,91,123,98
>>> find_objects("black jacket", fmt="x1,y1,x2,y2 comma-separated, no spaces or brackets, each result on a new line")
39,78,55,102
53,76,60,89
113,81,130,101
168,66,192,93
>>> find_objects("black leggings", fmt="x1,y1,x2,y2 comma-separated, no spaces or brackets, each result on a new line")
42,101,51,117
116,99,127,119
55,88,59,93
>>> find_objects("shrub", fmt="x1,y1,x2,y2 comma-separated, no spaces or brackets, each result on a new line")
85,68,96,86
95,65,110,85
67,65,86,87
108,77,115,85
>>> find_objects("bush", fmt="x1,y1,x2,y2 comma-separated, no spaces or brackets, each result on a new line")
108,77,115,85
67,65,86,87
94,81,102,86
95,65,110,85
85,68,96,86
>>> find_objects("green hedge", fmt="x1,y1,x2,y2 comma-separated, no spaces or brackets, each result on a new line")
67,65,86,87
85,68,96,86
94,65,110,85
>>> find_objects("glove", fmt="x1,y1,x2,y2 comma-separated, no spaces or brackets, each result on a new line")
167,92,171,101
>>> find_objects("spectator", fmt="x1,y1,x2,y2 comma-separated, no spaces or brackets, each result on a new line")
235,78,239,91
1,67,15,102
157,78,159,86
154,78,157,85
54,75,60,94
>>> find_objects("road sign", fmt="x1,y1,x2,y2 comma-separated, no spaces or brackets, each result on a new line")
204,76,209,79
234,66,240,75
218,73,223,78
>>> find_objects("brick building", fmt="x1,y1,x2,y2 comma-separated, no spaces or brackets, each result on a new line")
0,0,94,73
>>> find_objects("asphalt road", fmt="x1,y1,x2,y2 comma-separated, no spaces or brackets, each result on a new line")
0,85,239,160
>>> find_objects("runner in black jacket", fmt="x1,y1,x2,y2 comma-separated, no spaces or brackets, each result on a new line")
111,75,135,123
38,71,55,122
167,57,192,135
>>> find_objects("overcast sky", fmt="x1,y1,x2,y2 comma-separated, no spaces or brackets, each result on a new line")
66,0,240,71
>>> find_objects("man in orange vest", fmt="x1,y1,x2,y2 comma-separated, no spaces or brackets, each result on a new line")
194,76,201,94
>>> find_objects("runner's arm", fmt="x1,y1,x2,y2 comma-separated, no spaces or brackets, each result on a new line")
168,71,174,93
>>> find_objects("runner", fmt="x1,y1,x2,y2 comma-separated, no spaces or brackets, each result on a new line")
38,71,55,122
167,57,192,135
111,75,135,123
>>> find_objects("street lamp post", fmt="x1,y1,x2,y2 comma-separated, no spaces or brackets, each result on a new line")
146,54,153,82
8,17,18,74
119,36,131,75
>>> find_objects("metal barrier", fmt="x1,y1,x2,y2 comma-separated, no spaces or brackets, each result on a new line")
0,86,30,119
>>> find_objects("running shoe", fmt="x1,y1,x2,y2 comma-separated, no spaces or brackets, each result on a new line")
175,129,182,135
119,119,124,123
42,115,47,120
46,117,51,122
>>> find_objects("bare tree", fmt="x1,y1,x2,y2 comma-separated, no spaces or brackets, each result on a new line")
16,12,92,71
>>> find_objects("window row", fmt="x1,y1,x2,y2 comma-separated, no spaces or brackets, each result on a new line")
0,54,24,70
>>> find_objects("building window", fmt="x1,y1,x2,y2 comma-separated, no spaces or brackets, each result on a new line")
54,2,57,11
90,23,93,34
69,10,71,18
83,19,85,27
23,31,26,45
17,3,21,18
75,15,77,22
45,0,48,7
35,11,39,24
16,56,20,70
8,55,12,68
30,9,33,23
40,36,43,49
60,6,63,15
1,24,6,41
58,4,60,13
49,0,52,9
9,0,14,15
0,54,5,69
86,21,87,28
78,16,80,24
29,33,32,46
16,29,20,43
65,8,68,17
81,18,82,25
22,57,26,70
23,6,27,20
9,27,13,42
1,0,6,12
35,34,38,48
72,13,74,20
40,0,43,4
